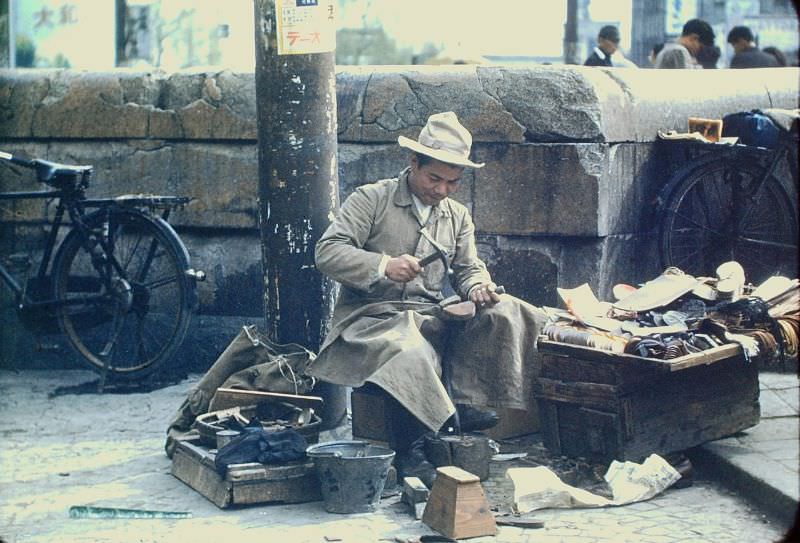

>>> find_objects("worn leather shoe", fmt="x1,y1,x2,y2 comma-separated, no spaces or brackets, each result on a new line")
453,404,499,432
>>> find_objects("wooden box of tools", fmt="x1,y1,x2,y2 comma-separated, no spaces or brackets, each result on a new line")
533,339,760,463
171,438,321,508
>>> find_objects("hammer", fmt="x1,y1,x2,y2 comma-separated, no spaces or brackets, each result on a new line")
417,227,505,297
418,227,451,271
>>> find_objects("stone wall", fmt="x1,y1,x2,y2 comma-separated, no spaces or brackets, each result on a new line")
1,66,797,371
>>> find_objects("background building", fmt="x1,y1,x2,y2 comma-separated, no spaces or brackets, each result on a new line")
0,1,797,69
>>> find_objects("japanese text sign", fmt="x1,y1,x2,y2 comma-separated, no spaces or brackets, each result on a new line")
276,0,336,55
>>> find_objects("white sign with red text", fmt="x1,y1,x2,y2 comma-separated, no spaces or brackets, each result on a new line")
275,0,336,55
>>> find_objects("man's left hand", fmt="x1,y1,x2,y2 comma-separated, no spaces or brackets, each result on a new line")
470,283,501,308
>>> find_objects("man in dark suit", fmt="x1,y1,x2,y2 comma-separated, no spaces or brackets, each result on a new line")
727,26,779,68
584,25,620,67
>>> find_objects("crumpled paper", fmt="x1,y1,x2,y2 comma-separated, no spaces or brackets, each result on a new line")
508,453,681,512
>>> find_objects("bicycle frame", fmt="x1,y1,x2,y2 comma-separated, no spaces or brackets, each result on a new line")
0,187,187,311
0,186,66,308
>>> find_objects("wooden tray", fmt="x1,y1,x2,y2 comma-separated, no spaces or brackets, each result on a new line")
171,438,321,508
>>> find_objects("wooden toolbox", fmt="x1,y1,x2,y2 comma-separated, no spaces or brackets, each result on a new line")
534,339,760,463
171,438,321,508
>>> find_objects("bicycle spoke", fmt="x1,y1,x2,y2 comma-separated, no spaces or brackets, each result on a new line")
736,237,798,250
669,209,726,237
143,273,181,290
120,227,143,273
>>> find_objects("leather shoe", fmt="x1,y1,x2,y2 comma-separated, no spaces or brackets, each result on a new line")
452,404,499,432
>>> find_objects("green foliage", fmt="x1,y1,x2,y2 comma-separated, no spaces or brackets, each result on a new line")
15,35,35,67
53,53,71,68
336,26,414,65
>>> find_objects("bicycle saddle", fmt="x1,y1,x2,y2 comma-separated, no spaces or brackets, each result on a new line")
33,158,92,184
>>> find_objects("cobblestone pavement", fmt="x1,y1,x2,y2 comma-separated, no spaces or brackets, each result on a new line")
0,370,792,543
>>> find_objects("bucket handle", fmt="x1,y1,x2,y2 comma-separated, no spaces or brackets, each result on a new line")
310,450,343,458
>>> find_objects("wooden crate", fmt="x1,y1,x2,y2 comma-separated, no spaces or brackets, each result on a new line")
534,339,760,463
171,438,321,508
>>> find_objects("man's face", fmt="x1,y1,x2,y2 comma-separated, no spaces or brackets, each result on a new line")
408,155,464,206
599,38,618,55
730,38,749,53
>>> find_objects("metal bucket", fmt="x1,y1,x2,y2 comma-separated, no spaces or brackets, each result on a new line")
306,440,395,514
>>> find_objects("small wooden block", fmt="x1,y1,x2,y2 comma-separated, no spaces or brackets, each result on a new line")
402,476,430,504
422,466,496,539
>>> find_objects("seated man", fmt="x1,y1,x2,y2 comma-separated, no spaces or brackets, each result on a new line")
309,112,547,453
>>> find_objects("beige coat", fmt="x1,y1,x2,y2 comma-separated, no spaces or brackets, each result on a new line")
310,169,546,431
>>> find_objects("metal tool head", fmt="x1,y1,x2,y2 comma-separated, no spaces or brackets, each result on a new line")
418,228,449,270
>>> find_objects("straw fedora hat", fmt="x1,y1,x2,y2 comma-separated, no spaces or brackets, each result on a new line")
397,112,484,168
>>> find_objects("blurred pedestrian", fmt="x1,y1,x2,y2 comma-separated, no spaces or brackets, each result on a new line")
697,45,721,69
761,46,788,67
649,43,665,66
584,25,620,67
654,19,715,69
727,26,778,68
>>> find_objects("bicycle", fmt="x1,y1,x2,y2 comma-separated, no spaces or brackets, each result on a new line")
656,129,799,285
0,151,205,383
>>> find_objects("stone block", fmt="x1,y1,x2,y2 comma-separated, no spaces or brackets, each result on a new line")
170,144,259,228
336,66,523,144
475,235,560,308
597,143,658,236
472,144,600,236
477,65,612,142
0,142,52,220
0,141,259,229
594,67,796,142
177,230,263,317
0,70,52,138
31,71,151,138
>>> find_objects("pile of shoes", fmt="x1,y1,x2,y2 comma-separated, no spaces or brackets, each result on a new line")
544,262,799,363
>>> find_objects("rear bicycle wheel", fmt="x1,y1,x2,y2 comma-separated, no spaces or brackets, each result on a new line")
52,208,193,380
659,158,798,283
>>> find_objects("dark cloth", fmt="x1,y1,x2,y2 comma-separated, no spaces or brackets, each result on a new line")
730,47,780,68
163,325,315,458
214,427,308,477
584,48,613,67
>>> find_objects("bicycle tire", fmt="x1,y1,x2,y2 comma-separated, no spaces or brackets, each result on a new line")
658,157,798,284
52,208,193,380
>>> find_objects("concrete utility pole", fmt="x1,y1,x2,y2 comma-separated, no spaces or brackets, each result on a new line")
563,0,579,64
254,0,344,427
632,0,666,67
253,0,338,350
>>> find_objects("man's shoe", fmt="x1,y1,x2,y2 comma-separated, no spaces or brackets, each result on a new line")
454,404,499,432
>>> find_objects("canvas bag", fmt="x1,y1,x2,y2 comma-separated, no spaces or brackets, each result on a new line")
165,325,316,457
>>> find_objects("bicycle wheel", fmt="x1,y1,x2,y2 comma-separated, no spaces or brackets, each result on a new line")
659,158,798,284
52,208,193,380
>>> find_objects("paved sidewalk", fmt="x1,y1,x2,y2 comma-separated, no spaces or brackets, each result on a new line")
0,369,795,543
690,371,799,526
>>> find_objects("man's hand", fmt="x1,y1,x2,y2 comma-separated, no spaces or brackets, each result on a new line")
385,254,422,283
470,282,501,308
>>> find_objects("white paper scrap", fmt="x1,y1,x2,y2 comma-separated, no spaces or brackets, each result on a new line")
508,454,681,512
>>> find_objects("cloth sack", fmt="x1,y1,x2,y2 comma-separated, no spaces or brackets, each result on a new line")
722,110,783,148
213,425,308,477
165,325,316,457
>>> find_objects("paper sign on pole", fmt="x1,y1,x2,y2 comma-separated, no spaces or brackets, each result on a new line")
276,0,336,55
